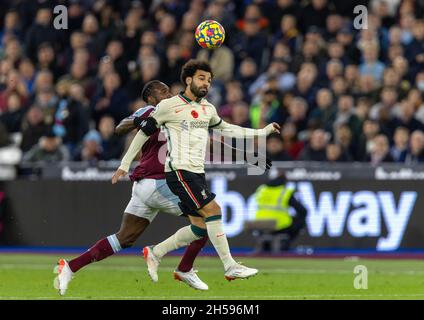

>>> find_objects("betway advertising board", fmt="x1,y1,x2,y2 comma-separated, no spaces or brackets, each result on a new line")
208,174,419,251
1,165,423,250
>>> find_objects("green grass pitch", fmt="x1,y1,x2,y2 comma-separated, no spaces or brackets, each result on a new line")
1,254,424,300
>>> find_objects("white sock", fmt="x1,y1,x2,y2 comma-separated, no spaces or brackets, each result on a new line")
107,234,122,253
152,225,201,258
206,218,237,270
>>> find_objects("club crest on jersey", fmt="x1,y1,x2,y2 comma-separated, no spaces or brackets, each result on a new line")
201,189,207,199
191,110,199,118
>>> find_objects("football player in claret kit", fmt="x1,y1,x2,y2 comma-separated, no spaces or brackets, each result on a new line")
122,59,280,281
54,81,210,295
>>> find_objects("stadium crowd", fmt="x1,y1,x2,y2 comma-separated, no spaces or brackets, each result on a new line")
0,0,423,166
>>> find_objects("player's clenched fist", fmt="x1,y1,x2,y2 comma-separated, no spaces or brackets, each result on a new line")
111,169,127,184
265,122,281,135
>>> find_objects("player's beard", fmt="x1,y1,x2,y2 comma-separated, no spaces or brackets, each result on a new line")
190,82,208,98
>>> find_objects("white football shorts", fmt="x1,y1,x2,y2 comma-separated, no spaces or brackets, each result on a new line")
124,178,183,222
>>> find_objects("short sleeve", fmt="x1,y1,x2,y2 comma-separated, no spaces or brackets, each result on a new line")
208,106,222,128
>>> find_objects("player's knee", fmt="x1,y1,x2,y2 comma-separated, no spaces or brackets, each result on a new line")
201,201,221,217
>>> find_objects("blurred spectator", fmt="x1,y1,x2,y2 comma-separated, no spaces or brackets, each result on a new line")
232,4,269,70
98,115,124,161
309,88,336,132
0,91,26,133
365,134,394,165
405,130,424,163
272,14,300,54
18,58,36,94
218,81,244,120
0,0,422,167
156,14,178,55
81,13,108,59
266,133,292,161
359,42,385,82
334,95,362,139
0,10,23,47
53,82,89,156
230,101,251,127
20,105,50,152
249,88,281,129
299,128,329,161
391,99,424,134
249,58,295,98
270,0,300,32
91,71,130,126
236,57,258,100
74,129,102,163
120,9,148,62
22,130,70,163
36,42,63,80
0,69,28,112
390,126,409,162
286,97,308,134
298,0,331,33
197,45,235,82
105,39,129,86
406,19,424,77
281,121,304,160
291,63,318,107
370,87,400,120
24,7,60,63
326,142,351,162
334,124,355,160
3,37,23,67
161,43,186,85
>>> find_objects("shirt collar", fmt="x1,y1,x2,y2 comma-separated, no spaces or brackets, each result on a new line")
179,91,202,104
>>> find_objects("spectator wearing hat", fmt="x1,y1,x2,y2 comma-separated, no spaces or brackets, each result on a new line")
74,129,102,163
22,130,70,163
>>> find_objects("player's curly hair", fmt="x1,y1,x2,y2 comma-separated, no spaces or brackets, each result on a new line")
141,80,165,102
180,59,214,86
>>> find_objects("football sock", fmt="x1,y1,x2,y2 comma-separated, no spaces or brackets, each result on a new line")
68,235,120,273
152,225,206,259
205,215,237,270
177,235,209,272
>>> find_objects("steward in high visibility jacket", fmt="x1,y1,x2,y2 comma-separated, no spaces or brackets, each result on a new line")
254,173,307,250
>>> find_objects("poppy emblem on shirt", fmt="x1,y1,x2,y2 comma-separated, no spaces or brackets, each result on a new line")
191,110,199,118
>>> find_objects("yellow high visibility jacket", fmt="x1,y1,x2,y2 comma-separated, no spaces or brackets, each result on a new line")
255,184,294,231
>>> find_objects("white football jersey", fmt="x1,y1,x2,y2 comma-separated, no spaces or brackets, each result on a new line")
150,93,222,173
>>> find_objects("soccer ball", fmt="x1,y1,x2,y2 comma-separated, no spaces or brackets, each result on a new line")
195,20,225,49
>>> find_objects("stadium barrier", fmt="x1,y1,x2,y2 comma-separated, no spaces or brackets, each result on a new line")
1,162,423,251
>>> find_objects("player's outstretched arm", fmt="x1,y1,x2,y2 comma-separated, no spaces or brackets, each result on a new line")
212,120,280,138
115,118,136,136
111,130,149,184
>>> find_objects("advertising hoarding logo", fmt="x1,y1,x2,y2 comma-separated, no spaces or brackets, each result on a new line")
211,178,417,251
